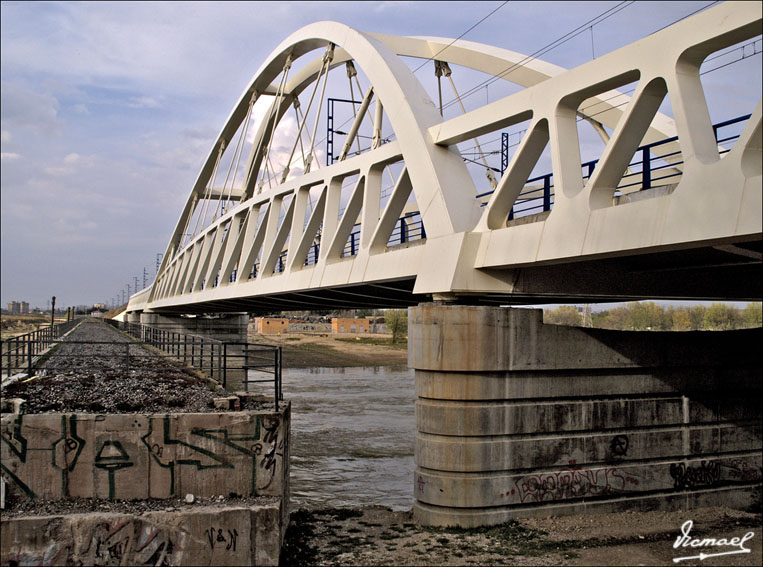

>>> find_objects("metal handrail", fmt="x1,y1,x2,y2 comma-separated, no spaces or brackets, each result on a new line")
1,319,82,379
476,114,752,219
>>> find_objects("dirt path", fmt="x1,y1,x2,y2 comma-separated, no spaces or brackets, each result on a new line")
280,506,763,566
249,331,408,368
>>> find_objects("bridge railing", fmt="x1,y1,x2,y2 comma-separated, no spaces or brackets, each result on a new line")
106,320,282,408
1,319,82,379
476,114,751,221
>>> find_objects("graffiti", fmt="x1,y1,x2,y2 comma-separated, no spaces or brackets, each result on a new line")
141,415,235,497
207,527,238,552
135,525,185,567
95,441,134,500
1,413,27,461
670,459,762,490
610,435,629,457
92,520,131,565
725,459,763,483
1,411,285,500
515,465,637,503
669,460,722,489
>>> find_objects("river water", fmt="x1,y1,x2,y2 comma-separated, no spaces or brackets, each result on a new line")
278,366,416,511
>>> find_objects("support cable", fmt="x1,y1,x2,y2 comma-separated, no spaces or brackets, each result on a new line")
282,48,332,182
258,52,294,193
305,43,335,174
439,60,497,189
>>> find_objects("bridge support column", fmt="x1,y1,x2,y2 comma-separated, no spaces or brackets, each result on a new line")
409,303,762,527
126,311,141,325
140,312,249,391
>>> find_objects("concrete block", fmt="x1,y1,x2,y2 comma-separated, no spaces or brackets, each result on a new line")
0,407,289,503
0,503,285,566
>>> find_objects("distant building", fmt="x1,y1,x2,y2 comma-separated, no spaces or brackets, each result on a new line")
331,317,371,334
6,301,29,314
93,303,107,310
252,317,289,334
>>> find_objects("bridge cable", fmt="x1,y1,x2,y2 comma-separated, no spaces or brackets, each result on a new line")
258,52,294,193
411,0,511,74
437,60,497,188
438,1,634,112
305,44,335,174
281,47,333,182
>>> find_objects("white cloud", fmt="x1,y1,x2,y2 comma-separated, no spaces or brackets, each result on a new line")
0,81,59,134
1,130,11,144
1,152,21,160
63,153,80,164
127,96,161,109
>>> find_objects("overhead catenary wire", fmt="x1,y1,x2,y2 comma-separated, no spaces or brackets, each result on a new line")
438,1,635,113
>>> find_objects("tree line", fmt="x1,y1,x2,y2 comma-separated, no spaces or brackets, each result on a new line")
544,302,762,331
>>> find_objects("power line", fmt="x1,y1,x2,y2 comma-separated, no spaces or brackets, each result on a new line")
412,1,511,74
439,1,635,112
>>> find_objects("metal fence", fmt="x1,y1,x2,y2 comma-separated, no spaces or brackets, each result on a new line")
1,319,82,379
106,320,282,409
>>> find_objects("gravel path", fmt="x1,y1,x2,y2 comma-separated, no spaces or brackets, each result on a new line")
2,319,221,413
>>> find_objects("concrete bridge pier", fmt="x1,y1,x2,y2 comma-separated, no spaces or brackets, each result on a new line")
139,311,249,390
409,303,762,528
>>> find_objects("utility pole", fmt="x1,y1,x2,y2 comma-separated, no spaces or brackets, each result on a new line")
134,276,139,294
143,267,148,289
50,296,56,328
127,283,131,300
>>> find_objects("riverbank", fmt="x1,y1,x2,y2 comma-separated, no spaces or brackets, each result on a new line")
280,505,762,566
249,331,408,368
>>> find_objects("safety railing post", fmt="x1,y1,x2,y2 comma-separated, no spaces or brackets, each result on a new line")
642,147,651,190
223,343,228,389
543,175,551,212
125,342,130,372
26,335,33,376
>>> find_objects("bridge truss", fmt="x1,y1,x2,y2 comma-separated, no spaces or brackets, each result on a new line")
129,1,761,314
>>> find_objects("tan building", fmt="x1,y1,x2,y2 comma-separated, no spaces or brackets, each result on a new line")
331,317,371,334
253,317,289,334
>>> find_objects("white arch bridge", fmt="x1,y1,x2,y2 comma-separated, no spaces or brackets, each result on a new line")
128,2,761,315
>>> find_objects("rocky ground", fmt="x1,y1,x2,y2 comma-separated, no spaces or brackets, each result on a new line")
3,319,227,413
280,505,763,566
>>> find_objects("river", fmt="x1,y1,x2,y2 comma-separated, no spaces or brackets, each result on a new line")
278,366,416,511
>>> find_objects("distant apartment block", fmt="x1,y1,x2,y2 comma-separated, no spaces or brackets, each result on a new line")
6,301,30,314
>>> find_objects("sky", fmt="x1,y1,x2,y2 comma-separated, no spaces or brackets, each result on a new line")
1,1,760,310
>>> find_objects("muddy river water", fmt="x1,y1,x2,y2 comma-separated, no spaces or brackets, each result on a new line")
272,366,416,511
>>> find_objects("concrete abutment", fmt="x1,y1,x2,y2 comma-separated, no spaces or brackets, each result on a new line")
409,303,762,527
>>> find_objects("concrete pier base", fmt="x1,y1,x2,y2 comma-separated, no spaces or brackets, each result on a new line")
409,304,762,527
140,312,249,390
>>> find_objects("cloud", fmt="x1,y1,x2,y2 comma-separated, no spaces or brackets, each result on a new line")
1,152,21,160
1,130,11,144
0,81,60,134
127,95,161,109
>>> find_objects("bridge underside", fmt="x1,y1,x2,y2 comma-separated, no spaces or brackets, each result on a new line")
148,238,761,314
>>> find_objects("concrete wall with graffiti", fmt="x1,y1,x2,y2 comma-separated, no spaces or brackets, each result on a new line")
2,504,282,566
1,407,289,502
410,305,763,527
